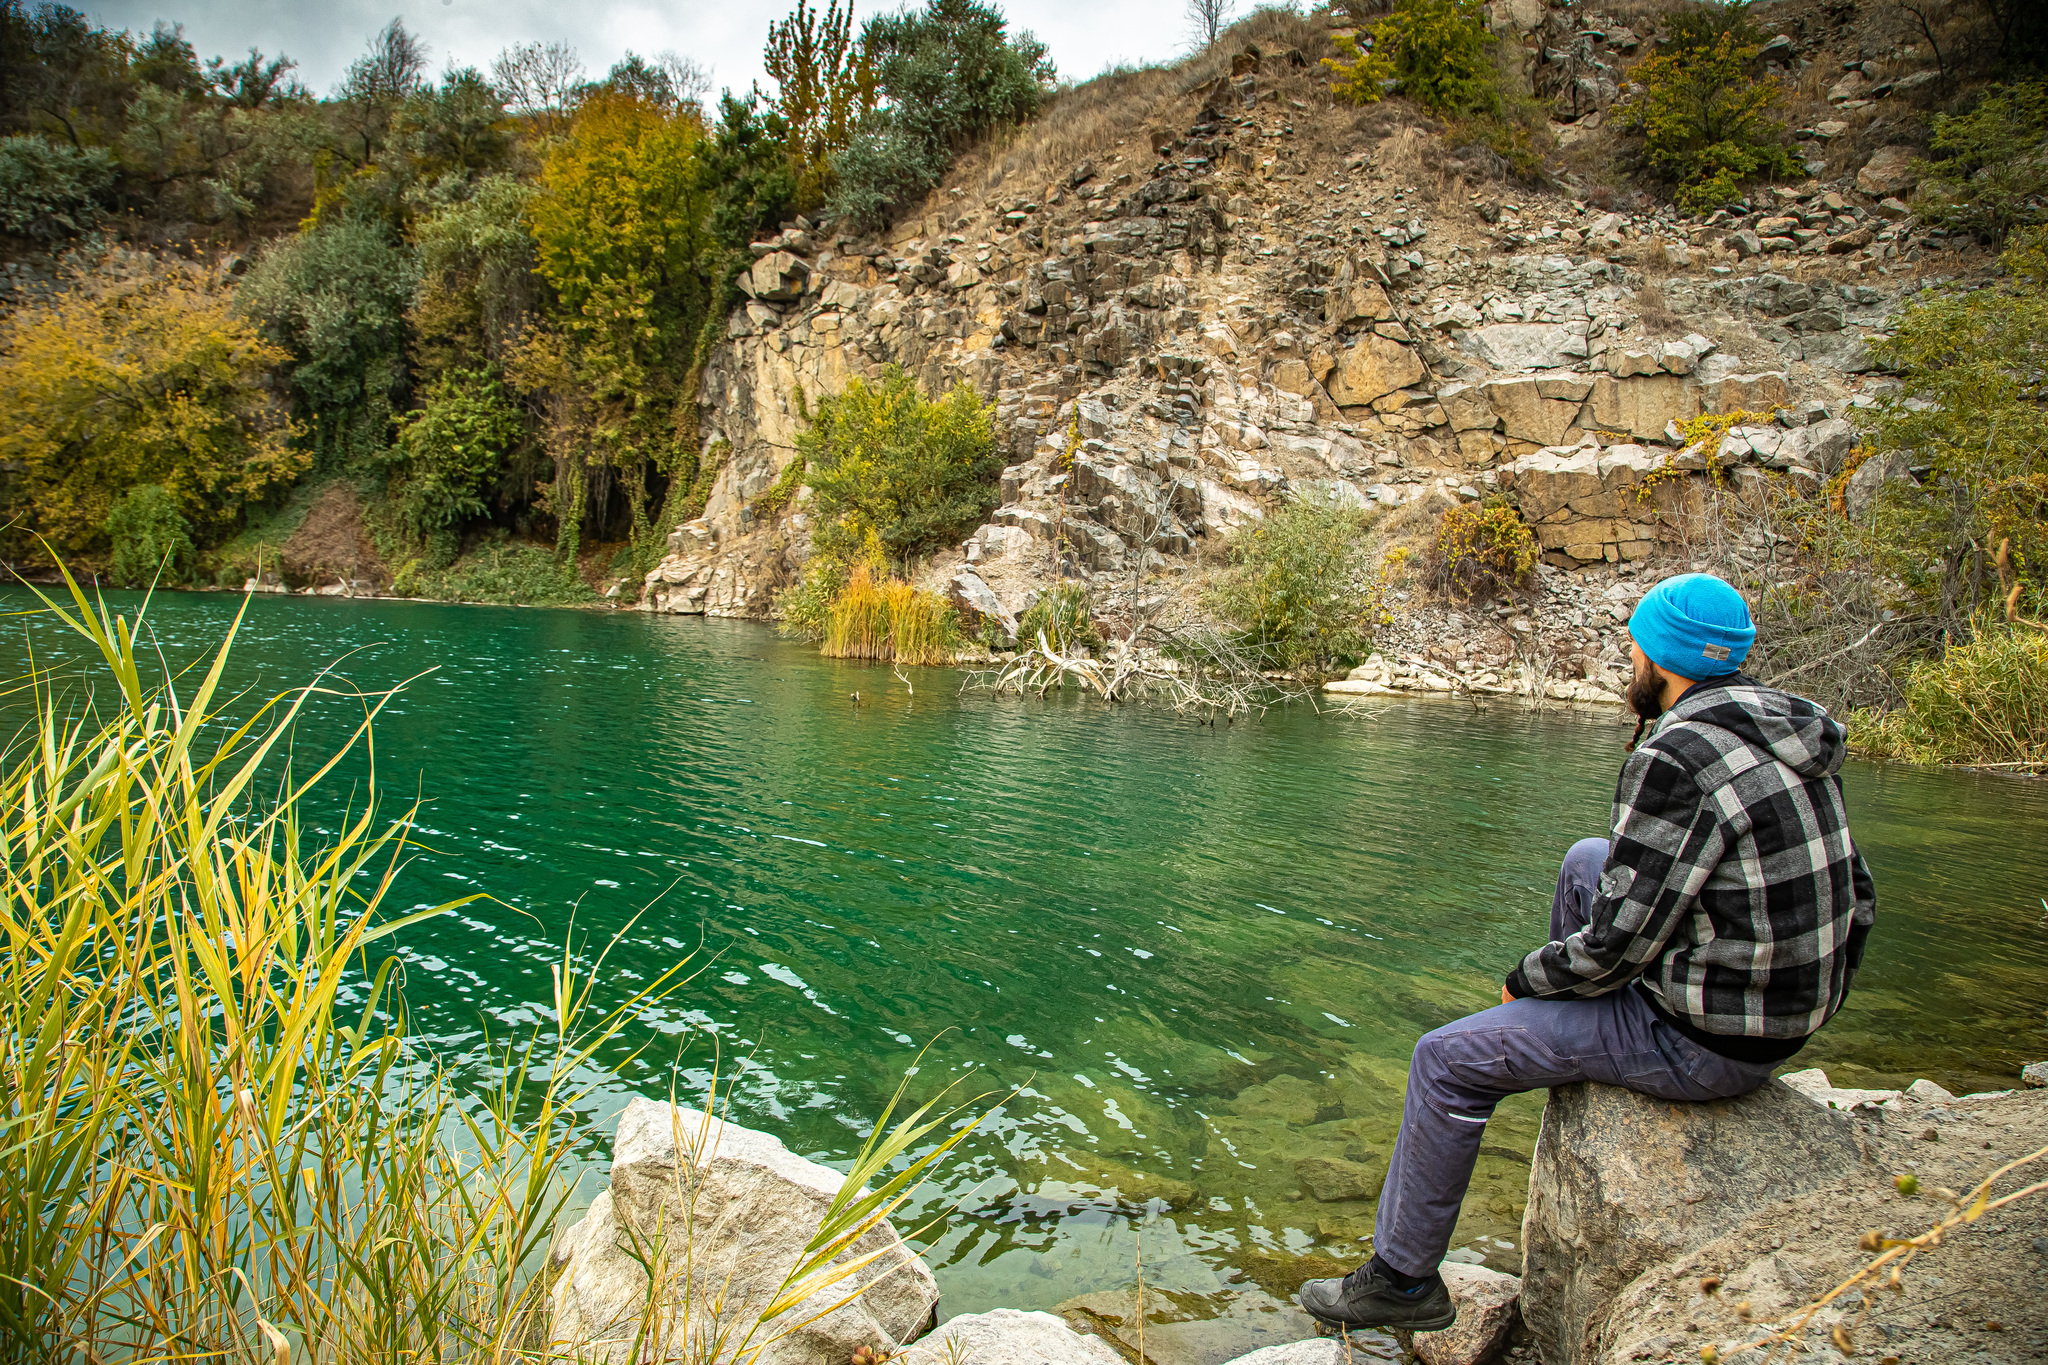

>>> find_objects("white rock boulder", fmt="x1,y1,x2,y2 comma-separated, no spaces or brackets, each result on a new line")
549,1098,940,1365
907,1310,1125,1365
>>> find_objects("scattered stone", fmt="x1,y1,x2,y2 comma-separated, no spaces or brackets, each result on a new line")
1326,333,1427,406
1855,146,1921,198
549,1099,939,1365
923,1310,1126,1365
1295,1155,1385,1202
1779,1067,1904,1111
2023,1061,2047,1088
1415,1264,1523,1365
948,570,1018,642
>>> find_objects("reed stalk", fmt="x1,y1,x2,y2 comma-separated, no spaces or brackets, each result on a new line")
820,568,957,666
0,568,986,1362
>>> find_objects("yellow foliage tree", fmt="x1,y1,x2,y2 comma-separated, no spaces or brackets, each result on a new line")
0,249,306,560
524,90,719,550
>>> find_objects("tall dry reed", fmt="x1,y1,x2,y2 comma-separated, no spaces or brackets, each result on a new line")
0,569,984,1362
821,567,957,666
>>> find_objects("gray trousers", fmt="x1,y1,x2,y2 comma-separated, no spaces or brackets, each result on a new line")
1371,838,1777,1276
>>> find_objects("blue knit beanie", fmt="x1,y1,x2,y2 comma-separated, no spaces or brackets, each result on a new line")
1627,573,1755,679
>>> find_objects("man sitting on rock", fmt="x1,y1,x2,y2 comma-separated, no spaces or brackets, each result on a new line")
1299,572,1877,1334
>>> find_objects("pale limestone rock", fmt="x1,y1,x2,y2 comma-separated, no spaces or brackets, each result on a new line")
1905,1078,1957,1104
1779,1067,1903,1111
2022,1061,2046,1088
1415,1264,1522,1365
1844,449,1913,519
1703,371,1792,414
1482,376,1584,446
1521,1081,1862,1365
549,1099,939,1365
1327,333,1427,406
1856,145,1920,198
1464,323,1580,371
1436,382,1499,433
1588,374,1701,441
949,570,1018,642
911,1310,1125,1365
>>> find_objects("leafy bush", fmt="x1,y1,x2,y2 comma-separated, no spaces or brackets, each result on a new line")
777,553,851,641
1432,500,1537,599
104,485,196,587
1850,627,2048,768
762,0,876,208
237,220,418,466
1204,488,1394,677
1324,0,1496,115
0,133,115,240
0,250,305,560
799,367,1003,564
1868,228,2048,621
820,563,959,663
391,367,522,537
1628,29,1799,211
1017,581,1102,652
391,539,595,604
828,0,1054,230
1917,81,2048,245
409,174,540,377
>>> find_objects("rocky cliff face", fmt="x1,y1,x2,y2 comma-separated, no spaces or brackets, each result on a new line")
639,2,1960,690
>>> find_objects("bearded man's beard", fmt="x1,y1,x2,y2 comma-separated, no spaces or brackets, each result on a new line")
1624,657,1667,752
1627,658,1668,721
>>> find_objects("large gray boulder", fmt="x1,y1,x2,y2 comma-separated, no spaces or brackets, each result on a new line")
912,1310,1125,1365
1520,1080,1864,1365
549,1098,940,1365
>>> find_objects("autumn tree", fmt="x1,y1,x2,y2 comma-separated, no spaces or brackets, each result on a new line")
759,0,875,206
0,249,304,560
525,90,719,553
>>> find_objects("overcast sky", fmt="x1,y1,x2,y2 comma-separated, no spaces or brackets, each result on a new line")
78,0,1198,104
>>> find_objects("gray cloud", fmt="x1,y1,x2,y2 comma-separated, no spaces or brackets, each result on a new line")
79,0,1193,106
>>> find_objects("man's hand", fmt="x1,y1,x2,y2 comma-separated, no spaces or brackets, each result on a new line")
1501,985,1515,1006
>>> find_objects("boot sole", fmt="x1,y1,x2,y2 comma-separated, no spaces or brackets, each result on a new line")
1307,1307,1458,1334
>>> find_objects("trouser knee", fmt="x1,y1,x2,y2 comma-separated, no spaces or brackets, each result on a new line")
1563,837,1608,886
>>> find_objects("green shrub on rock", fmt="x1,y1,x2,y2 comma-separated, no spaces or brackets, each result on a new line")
798,366,1002,565
1205,488,1393,678
391,366,522,538
1917,81,2048,245
1627,25,1799,211
1433,500,1537,600
0,134,116,241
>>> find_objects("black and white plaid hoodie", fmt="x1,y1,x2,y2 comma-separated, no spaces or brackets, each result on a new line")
1504,675,1876,1052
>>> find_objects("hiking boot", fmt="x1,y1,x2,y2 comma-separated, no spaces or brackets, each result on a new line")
1297,1263,1457,1332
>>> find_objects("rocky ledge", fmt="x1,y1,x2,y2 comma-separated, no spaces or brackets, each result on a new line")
541,1059,2045,1365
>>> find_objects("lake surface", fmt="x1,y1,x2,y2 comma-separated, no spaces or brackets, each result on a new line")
5,588,2044,1355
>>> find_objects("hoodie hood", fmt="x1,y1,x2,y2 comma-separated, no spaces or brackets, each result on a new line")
1656,673,1847,780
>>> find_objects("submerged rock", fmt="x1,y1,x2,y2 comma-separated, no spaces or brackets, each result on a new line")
1520,1081,1863,1365
549,1098,939,1365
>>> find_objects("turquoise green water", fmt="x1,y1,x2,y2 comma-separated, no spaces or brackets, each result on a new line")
4,590,2044,1337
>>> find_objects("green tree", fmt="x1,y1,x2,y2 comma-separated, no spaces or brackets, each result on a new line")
104,484,195,586
1918,81,2048,245
1867,227,2048,623
409,173,541,378
526,89,719,548
1204,489,1393,677
392,366,522,539
828,0,1053,230
1627,26,1798,210
237,218,418,467
760,0,875,208
799,367,1002,563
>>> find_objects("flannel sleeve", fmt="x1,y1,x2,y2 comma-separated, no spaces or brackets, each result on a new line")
1844,838,1876,974
1505,744,1727,1000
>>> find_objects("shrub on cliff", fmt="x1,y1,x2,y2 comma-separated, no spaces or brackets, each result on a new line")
1867,227,2048,623
1625,16,1798,211
1323,0,1496,115
799,367,1003,565
1205,488,1396,678
391,366,523,541
0,249,305,563
0,133,116,241
828,0,1055,231
1432,500,1537,600
1917,81,2048,246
